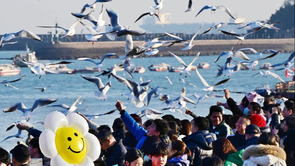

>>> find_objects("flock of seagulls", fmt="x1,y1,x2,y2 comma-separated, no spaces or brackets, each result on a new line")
0,0,293,143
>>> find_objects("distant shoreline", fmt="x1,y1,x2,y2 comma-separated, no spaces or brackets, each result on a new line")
25,38,295,59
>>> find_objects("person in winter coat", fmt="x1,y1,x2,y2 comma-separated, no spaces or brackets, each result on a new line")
242,144,286,166
182,116,216,166
213,138,244,166
283,114,295,166
227,116,251,149
167,140,191,166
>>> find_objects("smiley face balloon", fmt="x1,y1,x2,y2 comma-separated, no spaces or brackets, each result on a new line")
39,111,101,166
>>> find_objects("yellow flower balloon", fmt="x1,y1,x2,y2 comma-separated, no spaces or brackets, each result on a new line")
39,111,100,166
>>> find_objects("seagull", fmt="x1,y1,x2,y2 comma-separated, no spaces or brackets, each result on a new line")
214,47,254,63
80,3,97,13
153,0,164,14
134,12,160,23
37,12,91,38
185,0,193,12
146,86,166,106
34,86,51,93
81,75,112,100
48,97,81,115
77,53,116,69
219,29,260,43
0,37,18,48
3,29,42,42
182,24,203,50
216,57,242,77
0,128,22,143
271,51,295,68
195,68,230,92
78,109,116,120
3,98,57,120
0,76,25,89
169,51,200,77
136,108,163,119
253,70,285,83
20,60,60,78
195,5,236,20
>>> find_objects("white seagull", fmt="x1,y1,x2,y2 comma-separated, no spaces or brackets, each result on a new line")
48,96,82,115
195,5,236,20
77,53,116,69
3,29,42,42
182,24,203,50
81,75,112,100
134,12,160,23
185,0,194,12
253,70,285,83
0,76,25,90
3,98,58,120
0,37,18,48
195,68,230,92
136,108,163,119
169,51,200,77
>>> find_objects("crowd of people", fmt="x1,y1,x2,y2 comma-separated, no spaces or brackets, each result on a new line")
0,89,294,166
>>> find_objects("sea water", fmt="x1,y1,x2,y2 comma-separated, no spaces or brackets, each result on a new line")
0,50,291,151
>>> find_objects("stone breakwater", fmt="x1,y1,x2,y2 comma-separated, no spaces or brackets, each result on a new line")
35,38,294,60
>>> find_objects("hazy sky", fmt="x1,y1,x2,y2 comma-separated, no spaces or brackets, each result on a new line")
0,0,286,34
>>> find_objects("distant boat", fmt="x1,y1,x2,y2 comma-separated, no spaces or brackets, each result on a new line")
148,63,171,72
0,64,21,76
13,47,38,67
45,64,73,74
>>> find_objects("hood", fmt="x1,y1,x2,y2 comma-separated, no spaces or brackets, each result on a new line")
242,144,286,161
167,154,190,166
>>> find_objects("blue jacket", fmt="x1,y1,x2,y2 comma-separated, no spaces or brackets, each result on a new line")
120,110,147,149
167,154,190,166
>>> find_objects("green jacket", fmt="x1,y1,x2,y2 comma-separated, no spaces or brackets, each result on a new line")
224,149,244,166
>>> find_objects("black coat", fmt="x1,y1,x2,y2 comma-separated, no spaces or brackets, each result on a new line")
105,140,127,166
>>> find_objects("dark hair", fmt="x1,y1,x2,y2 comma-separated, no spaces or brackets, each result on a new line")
201,155,223,166
148,142,168,156
213,138,237,161
29,137,39,149
180,119,191,136
96,129,113,142
168,121,180,135
241,96,250,107
257,132,279,146
97,125,111,132
112,118,125,131
125,148,143,162
284,99,295,113
154,119,170,136
170,140,191,158
0,147,10,165
193,117,209,130
142,136,161,155
143,119,153,129
250,102,262,114
11,144,30,163
208,105,223,117
285,115,295,129
161,114,175,122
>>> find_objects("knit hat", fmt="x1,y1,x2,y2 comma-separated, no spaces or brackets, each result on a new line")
246,92,258,103
249,114,266,127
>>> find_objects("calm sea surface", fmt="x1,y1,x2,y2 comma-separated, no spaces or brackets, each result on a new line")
0,50,291,150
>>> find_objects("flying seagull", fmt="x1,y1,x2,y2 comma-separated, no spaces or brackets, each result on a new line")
81,75,112,100
185,0,193,12
48,96,81,115
195,68,230,92
77,53,116,69
3,98,58,120
3,29,42,42
0,75,25,89
134,12,160,23
195,5,236,20
182,23,203,50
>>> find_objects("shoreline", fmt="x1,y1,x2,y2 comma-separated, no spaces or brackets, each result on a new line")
9,38,295,59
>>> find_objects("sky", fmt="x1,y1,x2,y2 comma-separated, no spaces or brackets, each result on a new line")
0,0,286,34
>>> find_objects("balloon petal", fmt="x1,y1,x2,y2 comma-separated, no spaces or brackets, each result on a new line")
39,130,57,158
51,155,72,166
44,111,68,133
78,156,94,166
84,133,101,161
67,113,89,135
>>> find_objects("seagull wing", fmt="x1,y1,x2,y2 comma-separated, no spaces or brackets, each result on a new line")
169,51,187,67
3,103,25,113
217,5,236,20
234,51,250,61
195,5,213,17
31,98,58,112
134,12,151,23
238,47,257,54
68,96,82,113
220,30,239,37
212,78,230,87
111,73,132,91
189,23,204,45
165,32,183,41
15,30,42,41
77,58,98,65
266,71,285,83
106,8,119,27
195,68,210,87
165,76,173,85
187,52,200,67
81,75,104,89
99,53,116,64
7,75,26,83
258,51,280,61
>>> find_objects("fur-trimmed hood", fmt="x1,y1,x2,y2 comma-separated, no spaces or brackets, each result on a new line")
242,144,286,166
